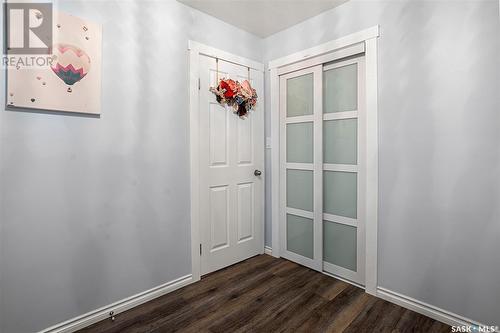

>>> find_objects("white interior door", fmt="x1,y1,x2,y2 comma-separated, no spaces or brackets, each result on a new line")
279,55,366,285
198,55,264,275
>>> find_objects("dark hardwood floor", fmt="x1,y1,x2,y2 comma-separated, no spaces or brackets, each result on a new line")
79,254,450,333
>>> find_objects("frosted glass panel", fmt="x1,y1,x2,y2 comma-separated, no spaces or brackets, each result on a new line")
287,74,313,117
324,171,357,218
324,64,357,113
324,119,357,165
287,122,313,163
287,169,313,212
287,214,313,259
324,221,357,271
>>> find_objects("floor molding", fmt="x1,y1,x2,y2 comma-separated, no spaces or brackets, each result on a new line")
264,246,272,256
40,274,193,333
39,260,487,332
377,287,486,328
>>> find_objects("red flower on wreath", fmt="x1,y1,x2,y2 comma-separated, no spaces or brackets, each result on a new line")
220,80,235,98
227,79,238,93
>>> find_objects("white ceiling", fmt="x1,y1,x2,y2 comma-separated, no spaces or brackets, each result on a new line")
178,0,348,38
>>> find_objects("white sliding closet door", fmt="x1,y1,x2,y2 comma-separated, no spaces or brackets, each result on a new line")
279,65,323,271
322,56,365,285
279,55,366,285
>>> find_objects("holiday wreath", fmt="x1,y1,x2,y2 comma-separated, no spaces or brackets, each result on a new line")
210,78,258,118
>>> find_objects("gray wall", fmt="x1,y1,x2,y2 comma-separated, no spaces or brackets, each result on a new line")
0,1,262,332
262,0,500,325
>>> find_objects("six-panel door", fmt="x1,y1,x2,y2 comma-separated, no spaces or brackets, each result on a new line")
199,55,264,275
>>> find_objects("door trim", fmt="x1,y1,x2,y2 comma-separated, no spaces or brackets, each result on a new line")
188,41,265,282
269,26,380,295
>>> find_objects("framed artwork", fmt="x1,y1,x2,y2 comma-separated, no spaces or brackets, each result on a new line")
7,11,102,115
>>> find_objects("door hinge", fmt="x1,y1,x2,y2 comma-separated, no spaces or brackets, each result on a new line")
199,243,202,256
198,78,201,90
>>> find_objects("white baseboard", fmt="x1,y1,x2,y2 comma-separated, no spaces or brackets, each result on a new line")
264,246,272,256
377,287,486,328
40,274,193,333
39,260,488,332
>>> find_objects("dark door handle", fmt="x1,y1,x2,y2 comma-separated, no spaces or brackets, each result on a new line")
254,169,262,176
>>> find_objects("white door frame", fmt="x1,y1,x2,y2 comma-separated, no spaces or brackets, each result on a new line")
268,26,380,295
188,41,265,282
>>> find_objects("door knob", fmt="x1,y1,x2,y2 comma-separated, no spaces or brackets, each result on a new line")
254,169,262,176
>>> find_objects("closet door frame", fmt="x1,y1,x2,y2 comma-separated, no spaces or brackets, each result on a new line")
269,26,379,295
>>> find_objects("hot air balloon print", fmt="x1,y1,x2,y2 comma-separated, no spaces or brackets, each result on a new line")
50,43,91,92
